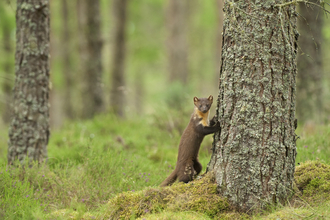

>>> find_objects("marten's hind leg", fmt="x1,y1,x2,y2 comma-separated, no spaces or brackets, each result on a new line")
193,159,202,176
178,163,195,183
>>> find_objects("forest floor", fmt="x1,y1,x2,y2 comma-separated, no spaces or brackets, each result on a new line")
0,110,330,219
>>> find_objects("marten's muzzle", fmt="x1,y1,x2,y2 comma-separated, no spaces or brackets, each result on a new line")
200,108,209,113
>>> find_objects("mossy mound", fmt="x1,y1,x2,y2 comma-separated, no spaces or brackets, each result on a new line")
294,160,330,203
101,172,229,220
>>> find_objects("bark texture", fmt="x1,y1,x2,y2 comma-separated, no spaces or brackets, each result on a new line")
207,0,298,211
82,0,104,118
297,1,323,123
8,0,50,164
110,0,128,117
167,0,189,84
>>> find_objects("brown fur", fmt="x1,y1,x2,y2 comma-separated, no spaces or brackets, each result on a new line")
160,95,220,187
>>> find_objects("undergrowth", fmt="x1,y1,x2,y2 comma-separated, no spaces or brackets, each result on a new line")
0,112,330,219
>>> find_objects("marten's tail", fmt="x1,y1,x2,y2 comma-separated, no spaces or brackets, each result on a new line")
160,170,177,187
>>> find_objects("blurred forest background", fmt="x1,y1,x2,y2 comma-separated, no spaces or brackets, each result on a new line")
0,0,329,130
1,1,330,218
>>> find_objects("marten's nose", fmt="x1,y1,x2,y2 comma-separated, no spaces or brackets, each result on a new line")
201,107,208,113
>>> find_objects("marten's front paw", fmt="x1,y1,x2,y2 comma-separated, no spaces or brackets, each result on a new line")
210,115,218,126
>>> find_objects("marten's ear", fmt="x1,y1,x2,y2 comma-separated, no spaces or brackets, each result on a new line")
193,97,199,103
208,95,213,102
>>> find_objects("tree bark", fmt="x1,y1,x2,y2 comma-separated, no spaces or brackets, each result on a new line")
207,0,298,211
296,1,323,123
166,0,189,84
8,0,50,164
110,0,128,117
82,0,104,118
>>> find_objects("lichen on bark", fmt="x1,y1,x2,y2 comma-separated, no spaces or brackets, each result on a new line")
207,0,298,211
8,0,50,164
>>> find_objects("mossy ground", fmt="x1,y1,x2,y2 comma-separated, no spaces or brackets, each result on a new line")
294,160,330,204
47,160,330,220
48,172,229,219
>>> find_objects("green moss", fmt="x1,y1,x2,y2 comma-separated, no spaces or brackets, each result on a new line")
101,173,229,219
47,209,96,220
294,161,330,203
261,207,314,220
137,211,212,220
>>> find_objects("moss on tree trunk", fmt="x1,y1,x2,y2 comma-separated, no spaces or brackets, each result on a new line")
207,0,298,212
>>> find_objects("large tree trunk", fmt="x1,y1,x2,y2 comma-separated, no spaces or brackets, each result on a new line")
110,0,128,117
296,1,323,123
8,0,50,164
207,0,298,211
82,0,104,118
166,0,188,84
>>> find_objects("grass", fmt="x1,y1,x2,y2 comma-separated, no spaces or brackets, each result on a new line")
295,122,330,165
0,110,330,219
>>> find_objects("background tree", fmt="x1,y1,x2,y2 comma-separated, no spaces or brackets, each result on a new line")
297,1,323,123
166,0,189,84
0,2,14,124
61,0,74,119
8,0,50,164
81,0,104,118
214,0,224,85
207,0,298,211
110,0,128,117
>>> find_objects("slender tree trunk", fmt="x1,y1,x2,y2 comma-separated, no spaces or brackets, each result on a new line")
207,0,298,211
49,4,64,129
166,0,188,84
8,0,50,164
215,0,224,85
81,0,104,118
297,1,323,123
134,70,144,113
76,0,87,117
61,0,74,119
110,0,127,117
1,6,14,124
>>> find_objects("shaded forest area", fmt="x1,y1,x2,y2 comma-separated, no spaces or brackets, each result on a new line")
0,0,329,127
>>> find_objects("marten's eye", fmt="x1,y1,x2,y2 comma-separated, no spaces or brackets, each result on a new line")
206,104,209,107
199,105,202,108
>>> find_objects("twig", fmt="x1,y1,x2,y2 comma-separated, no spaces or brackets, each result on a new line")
274,0,330,14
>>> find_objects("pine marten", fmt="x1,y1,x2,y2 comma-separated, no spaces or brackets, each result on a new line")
160,95,220,187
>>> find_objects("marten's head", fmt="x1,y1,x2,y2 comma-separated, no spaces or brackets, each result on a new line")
193,95,213,113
